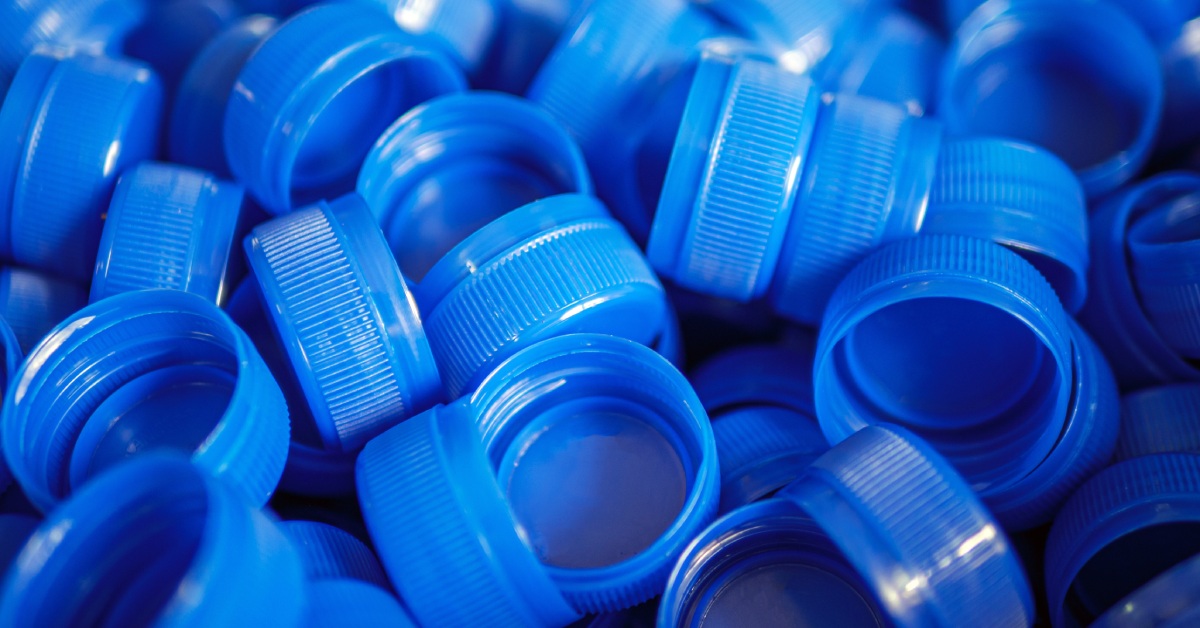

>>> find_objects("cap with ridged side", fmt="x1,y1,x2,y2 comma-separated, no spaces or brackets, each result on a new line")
0,289,289,512
814,235,1074,494
224,2,465,214
91,162,245,306
647,53,820,301
782,425,1034,627
0,267,87,354
305,580,416,628
694,0,862,70
925,137,1089,313
1079,173,1200,389
711,407,827,513
689,343,815,416
769,91,943,326
356,403,581,627
1093,552,1200,628
1116,384,1200,461
361,0,500,75
416,194,666,399
1046,454,1200,627
170,15,278,177
0,0,145,90
0,49,162,282
279,520,389,589
244,194,442,453
1128,190,1200,359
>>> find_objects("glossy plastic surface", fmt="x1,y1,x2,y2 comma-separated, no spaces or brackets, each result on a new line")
1116,384,1200,460
279,520,389,588
1093,552,1200,628
0,0,145,90
224,2,466,214
123,0,242,94
0,267,87,354
305,580,416,628
354,0,501,77
1,289,289,512
1128,189,1200,358
0,455,305,627
0,49,162,281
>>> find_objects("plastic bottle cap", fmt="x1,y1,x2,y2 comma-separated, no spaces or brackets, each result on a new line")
1128,190,1200,358
1116,383,1200,461
939,0,1163,199
0,455,304,627
415,194,667,399
1,289,290,512
358,334,718,621
1078,172,1200,389
224,2,466,214
245,193,442,453
0,514,38,579
0,267,87,354
170,15,279,177
0,0,145,90
528,0,722,243
474,0,584,92
92,162,246,306
361,0,500,76
1046,453,1200,627
1093,551,1200,628
305,579,416,628
0,48,162,281
815,235,1074,494
689,344,815,417
356,91,591,281
279,520,390,589
122,0,242,94
660,425,1033,627
0,315,22,493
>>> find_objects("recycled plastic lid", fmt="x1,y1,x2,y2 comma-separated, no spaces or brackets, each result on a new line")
1127,189,1200,359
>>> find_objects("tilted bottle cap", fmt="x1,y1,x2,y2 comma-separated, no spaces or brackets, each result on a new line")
305,580,416,628
1128,189,1200,359
0,0,145,90
1116,383,1200,461
1093,551,1200,628
0,267,87,354
279,520,390,589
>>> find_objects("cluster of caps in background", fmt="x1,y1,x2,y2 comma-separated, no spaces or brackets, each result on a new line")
2,0,1200,626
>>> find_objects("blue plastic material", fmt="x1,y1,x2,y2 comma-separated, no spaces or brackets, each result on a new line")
1093,551,1200,628
660,425,1034,627
648,52,1087,324
1127,189,1200,359
0,49,162,281
0,455,305,627
0,315,22,493
224,2,466,215
358,334,718,620
352,0,501,78
92,162,246,306
357,91,591,281
306,580,416,628
815,235,1075,496
528,0,723,243
477,0,589,93
170,15,278,177
122,0,242,95
245,194,442,453
1116,384,1200,461
1,289,290,512
1046,453,1200,627
0,0,145,91
1079,172,1200,389
414,194,668,399
0,267,87,353
695,0,945,113
0,514,38,579
940,0,1163,199
279,520,390,589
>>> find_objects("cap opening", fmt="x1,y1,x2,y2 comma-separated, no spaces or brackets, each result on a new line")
832,296,1062,484
1068,521,1200,624
1130,192,1200,246
18,464,207,626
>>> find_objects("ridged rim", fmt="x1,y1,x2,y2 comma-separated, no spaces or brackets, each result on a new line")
279,520,389,588
1116,383,1200,461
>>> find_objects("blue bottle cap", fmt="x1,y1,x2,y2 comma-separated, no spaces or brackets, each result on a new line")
0,455,305,627
356,91,591,281
170,15,278,178
528,0,722,242
92,162,246,306
0,267,87,354
122,0,242,94
983,319,1121,531
224,2,466,215
689,344,815,416
1079,172,1200,389
0,514,38,579
0,0,145,91
940,0,1163,199
1,289,290,512
306,579,416,628
1046,453,1200,627
279,520,390,589
244,193,442,453
924,137,1090,313
415,194,667,399
1128,190,1200,359
815,234,1074,494
224,278,358,497
661,425,1033,627
475,0,587,93
653,298,685,369
1093,552,1200,628
1116,384,1200,461
0,49,163,281
356,0,501,77
0,315,21,493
